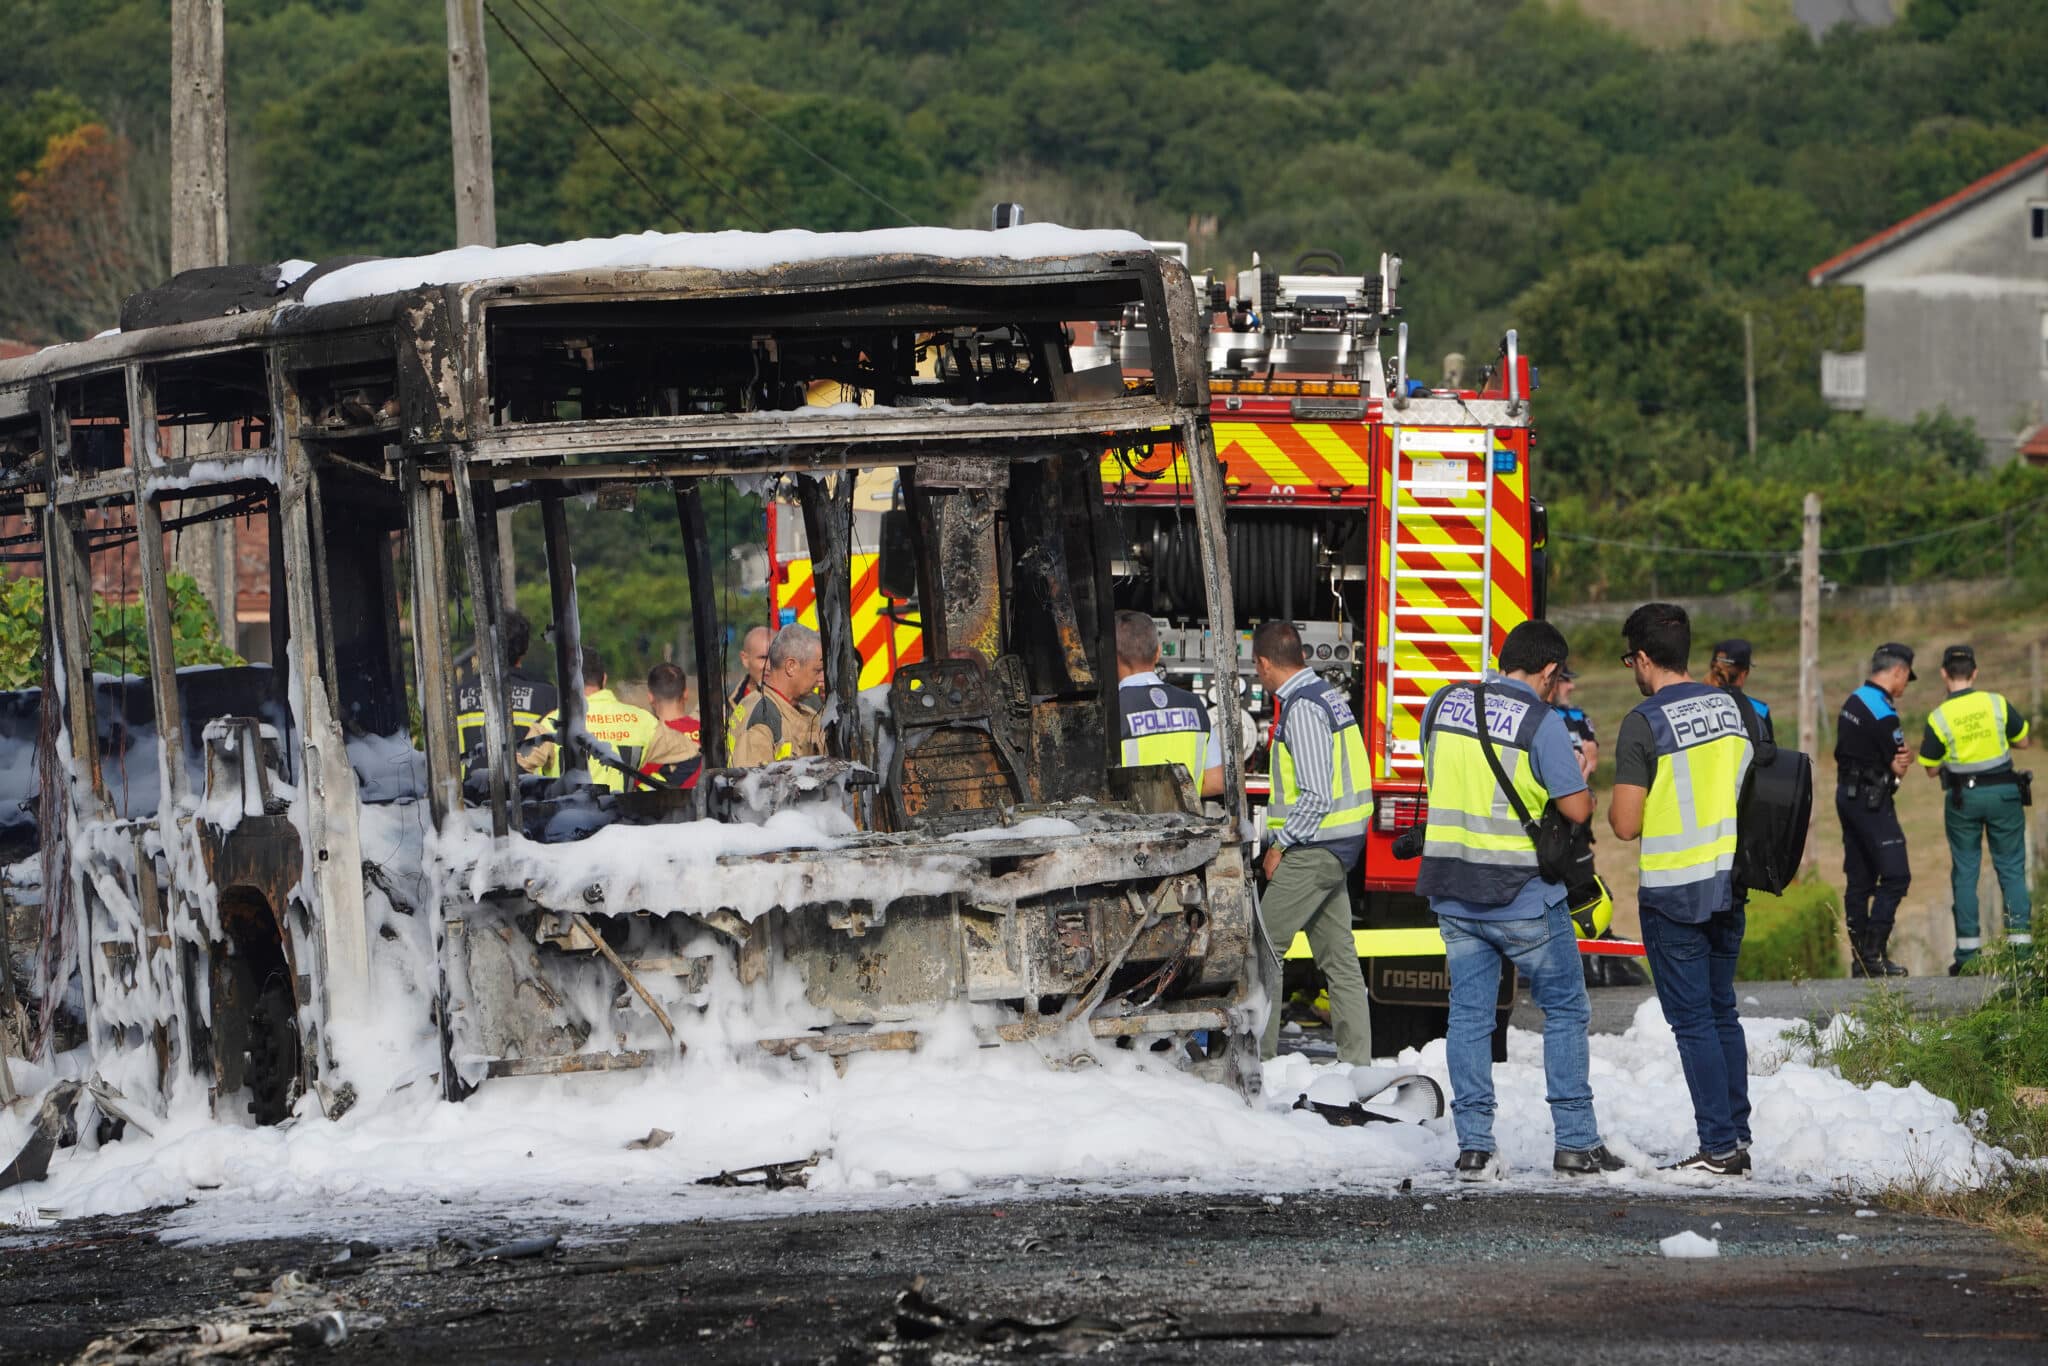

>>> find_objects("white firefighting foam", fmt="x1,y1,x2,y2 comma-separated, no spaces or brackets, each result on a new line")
0,1000,2009,1246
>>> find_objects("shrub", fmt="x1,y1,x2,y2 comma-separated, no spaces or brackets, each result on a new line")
1738,879,1845,981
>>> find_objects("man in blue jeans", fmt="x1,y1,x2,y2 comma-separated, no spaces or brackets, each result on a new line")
1609,602,1757,1178
1416,620,1624,1182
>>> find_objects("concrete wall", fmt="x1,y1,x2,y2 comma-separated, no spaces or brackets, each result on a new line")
1841,169,2048,460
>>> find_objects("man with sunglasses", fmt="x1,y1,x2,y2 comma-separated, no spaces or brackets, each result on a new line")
1609,603,1757,1178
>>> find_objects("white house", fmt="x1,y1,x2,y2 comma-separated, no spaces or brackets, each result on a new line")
1808,144,2048,464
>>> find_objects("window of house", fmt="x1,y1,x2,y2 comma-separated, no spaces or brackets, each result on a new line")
2032,201,2048,247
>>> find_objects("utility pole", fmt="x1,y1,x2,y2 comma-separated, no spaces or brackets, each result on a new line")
1743,311,1758,459
445,0,517,606
170,0,234,641
1798,492,1821,871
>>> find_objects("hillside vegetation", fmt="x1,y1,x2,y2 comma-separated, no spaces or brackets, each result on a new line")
2,0,2046,604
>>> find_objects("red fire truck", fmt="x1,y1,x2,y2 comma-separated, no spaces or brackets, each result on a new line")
771,240,1553,1053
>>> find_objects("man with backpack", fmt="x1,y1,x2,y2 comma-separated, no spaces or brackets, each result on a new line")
1608,603,1757,1177
1416,620,1624,1183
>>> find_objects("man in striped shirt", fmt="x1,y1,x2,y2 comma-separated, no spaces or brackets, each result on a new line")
1254,622,1374,1064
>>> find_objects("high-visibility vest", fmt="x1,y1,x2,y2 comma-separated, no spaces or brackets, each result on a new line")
455,668,557,768
1413,680,1556,906
1632,682,1753,922
1117,677,1210,783
1919,689,2023,775
1266,675,1371,841
533,689,663,792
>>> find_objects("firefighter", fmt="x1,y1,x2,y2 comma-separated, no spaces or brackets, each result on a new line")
1113,610,1223,797
1836,644,1917,977
1415,621,1621,1182
1609,602,1757,1178
642,662,704,789
453,609,558,776
726,625,773,756
1708,639,1774,742
520,646,694,791
1252,621,1373,1065
1918,644,2033,971
731,624,827,768
1553,667,1598,781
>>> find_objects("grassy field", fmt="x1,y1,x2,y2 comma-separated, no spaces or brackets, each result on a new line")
1562,588,2048,974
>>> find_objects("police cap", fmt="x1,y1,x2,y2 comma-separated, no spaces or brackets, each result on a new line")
1711,639,1753,671
1872,642,1917,682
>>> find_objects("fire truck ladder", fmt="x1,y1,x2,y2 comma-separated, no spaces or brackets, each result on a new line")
1380,426,1495,776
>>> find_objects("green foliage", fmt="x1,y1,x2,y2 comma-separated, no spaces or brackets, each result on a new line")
1547,414,2047,602
1792,943,2048,1159
1736,879,1845,981
0,87,95,240
0,571,241,690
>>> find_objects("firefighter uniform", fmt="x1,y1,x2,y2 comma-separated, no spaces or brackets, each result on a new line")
522,688,693,792
1259,667,1373,1064
730,686,826,768
454,665,558,774
1918,661,2032,968
1617,681,1755,1160
1116,671,1219,788
1836,678,1912,973
725,679,759,762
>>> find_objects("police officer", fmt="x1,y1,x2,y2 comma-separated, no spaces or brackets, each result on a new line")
1918,644,2033,971
1252,620,1373,1065
454,609,559,776
1416,620,1621,1182
1113,610,1222,798
1609,602,1757,1177
1836,644,1916,977
1708,639,1774,743
1554,667,1598,781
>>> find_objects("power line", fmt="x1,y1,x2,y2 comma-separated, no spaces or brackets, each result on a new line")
1551,495,2048,561
483,1,692,231
579,0,918,226
503,0,771,230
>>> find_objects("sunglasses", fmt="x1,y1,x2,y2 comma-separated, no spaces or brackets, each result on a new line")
1620,651,1640,667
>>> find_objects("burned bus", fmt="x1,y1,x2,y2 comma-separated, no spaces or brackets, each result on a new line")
0,229,1270,1133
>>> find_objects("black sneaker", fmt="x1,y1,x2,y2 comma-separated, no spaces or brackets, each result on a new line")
1454,1149,1507,1183
1660,1148,1752,1177
1554,1144,1627,1176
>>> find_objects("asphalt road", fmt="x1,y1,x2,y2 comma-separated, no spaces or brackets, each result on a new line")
1512,974,1994,1036
3,1190,2042,1363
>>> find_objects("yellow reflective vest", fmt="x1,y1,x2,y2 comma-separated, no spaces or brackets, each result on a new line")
1117,674,1212,784
527,689,666,793
1414,680,1555,905
1919,688,2024,775
1266,674,1371,843
1631,682,1753,923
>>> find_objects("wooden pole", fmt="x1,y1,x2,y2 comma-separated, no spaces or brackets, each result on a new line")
170,0,234,639
1743,311,1758,459
1799,492,1822,871
445,0,517,605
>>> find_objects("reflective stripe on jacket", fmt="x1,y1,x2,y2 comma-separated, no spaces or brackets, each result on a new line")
1633,682,1754,923
1920,689,2023,775
1117,677,1210,783
1414,680,1552,906
1266,676,1371,839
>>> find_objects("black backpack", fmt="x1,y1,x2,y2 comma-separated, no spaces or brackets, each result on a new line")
1723,686,1812,895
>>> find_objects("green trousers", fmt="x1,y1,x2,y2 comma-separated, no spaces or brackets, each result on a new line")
1944,781,2033,963
1259,846,1373,1064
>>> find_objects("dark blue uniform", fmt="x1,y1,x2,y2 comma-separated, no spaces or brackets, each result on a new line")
1835,683,1910,960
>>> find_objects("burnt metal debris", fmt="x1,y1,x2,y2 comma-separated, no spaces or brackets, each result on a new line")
0,232,1272,1150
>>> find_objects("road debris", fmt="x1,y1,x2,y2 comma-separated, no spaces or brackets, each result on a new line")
694,1154,822,1190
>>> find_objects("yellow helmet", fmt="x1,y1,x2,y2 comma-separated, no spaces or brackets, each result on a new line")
1570,875,1613,939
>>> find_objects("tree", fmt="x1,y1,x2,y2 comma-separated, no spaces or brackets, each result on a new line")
5,122,168,341
0,571,241,691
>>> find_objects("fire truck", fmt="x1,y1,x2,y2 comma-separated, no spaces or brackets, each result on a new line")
771,242,1549,1055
